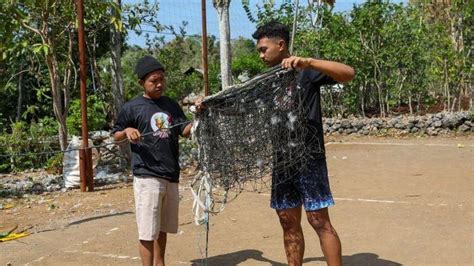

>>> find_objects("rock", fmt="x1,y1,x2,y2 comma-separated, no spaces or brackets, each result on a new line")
30,183,44,194
426,127,438,136
408,117,418,124
350,121,364,130
455,112,469,121
341,119,351,129
47,184,61,192
343,128,353,134
432,121,442,128
89,130,111,141
324,118,334,126
441,114,459,128
458,124,470,132
415,121,426,129
440,128,450,135
394,122,406,129
388,118,399,127
323,124,329,133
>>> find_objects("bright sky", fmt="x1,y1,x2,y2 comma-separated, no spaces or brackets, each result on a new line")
123,0,404,47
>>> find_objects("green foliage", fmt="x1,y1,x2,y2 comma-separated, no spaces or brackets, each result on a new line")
243,0,296,26
0,117,59,173
45,153,63,174
231,37,265,78
249,0,473,117
157,36,208,100
232,53,265,78
67,95,107,136
98,47,146,101
100,33,223,102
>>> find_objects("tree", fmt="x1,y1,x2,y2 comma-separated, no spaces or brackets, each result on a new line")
241,0,472,116
110,0,125,124
213,0,233,90
7,1,77,150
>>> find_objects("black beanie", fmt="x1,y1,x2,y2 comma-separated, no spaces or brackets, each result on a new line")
135,55,165,80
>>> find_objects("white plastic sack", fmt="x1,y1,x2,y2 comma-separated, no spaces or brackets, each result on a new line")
63,136,92,188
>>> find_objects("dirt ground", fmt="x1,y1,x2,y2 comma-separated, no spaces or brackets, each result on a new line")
1,135,473,265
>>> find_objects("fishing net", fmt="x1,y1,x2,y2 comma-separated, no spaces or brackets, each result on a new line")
191,66,325,220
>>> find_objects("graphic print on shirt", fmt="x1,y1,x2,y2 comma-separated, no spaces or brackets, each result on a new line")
150,112,173,138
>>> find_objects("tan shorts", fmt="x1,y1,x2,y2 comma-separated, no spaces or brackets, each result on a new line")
133,177,179,240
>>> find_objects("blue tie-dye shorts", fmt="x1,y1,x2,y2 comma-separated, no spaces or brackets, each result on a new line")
271,159,335,211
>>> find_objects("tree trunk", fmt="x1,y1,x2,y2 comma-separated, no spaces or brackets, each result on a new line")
214,0,232,90
361,81,366,117
416,93,421,113
110,0,125,123
90,35,98,93
110,0,130,169
374,68,385,117
16,62,24,121
408,92,413,115
444,59,450,111
46,44,69,151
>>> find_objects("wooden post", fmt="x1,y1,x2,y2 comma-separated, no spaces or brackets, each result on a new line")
76,0,93,191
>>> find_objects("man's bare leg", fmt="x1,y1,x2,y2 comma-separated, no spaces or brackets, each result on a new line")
153,232,167,266
138,240,154,266
306,208,341,266
277,206,305,266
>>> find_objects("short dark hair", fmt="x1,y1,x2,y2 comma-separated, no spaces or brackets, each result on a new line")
252,21,290,46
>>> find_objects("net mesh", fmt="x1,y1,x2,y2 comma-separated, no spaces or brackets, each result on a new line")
191,66,325,213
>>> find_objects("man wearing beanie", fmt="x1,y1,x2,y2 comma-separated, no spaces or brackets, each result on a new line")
112,55,197,266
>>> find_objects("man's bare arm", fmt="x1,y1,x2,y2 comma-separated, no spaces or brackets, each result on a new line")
281,56,355,83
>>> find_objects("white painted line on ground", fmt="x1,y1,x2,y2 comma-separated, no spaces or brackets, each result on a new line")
335,197,463,208
335,197,409,204
33,256,45,262
64,249,139,261
256,193,464,208
325,142,474,147
106,227,119,235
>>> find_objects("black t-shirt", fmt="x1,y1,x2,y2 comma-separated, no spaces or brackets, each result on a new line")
297,69,336,160
112,95,189,182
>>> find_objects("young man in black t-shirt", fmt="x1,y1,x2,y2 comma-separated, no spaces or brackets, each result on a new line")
252,22,355,266
112,55,196,266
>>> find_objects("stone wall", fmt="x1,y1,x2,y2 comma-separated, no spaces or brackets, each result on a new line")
324,112,473,136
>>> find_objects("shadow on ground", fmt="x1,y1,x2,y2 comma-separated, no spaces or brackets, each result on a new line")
191,250,402,265
66,211,133,227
